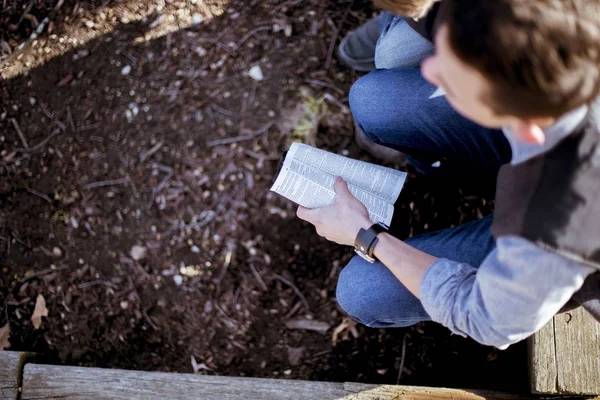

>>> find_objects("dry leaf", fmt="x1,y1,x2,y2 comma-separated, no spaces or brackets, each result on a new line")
332,317,358,346
31,294,48,329
0,323,10,350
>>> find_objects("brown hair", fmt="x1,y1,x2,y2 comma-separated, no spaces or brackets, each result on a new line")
372,0,438,19
445,0,600,119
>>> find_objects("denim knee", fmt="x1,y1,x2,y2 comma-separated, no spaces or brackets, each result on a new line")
349,72,386,143
336,256,430,327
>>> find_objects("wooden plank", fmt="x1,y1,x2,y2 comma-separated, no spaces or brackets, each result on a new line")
528,317,557,394
0,352,33,400
21,364,536,400
530,309,600,395
554,307,600,395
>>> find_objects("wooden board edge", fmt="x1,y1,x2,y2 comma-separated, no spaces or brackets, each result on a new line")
528,317,558,395
0,352,37,400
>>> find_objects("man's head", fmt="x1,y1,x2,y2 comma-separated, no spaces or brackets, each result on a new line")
373,0,439,19
421,0,600,144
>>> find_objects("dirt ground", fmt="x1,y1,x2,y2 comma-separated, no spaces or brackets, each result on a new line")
0,0,527,392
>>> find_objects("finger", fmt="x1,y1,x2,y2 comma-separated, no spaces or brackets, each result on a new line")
296,206,319,223
333,176,353,198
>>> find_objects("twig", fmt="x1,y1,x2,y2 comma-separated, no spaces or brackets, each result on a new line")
253,121,274,136
77,122,101,132
235,25,271,49
16,129,59,153
198,37,236,55
10,118,28,148
325,3,351,70
78,280,118,289
273,273,310,311
40,103,66,131
20,265,69,282
82,176,130,190
209,103,239,118
139,141,163,162
147,164,173,210
306,79,345,96
396,333,409,384
26,187,52,203
10,231,31,249
207,135,253,147
249,263,268,291
325,17,339,70
205,106,216,128
66,106,75,132
248,80,258,107
126,174,139,198
127,276,159,331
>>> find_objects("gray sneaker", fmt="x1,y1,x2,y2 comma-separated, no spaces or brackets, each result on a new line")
355,122,406,165
338,16,381,71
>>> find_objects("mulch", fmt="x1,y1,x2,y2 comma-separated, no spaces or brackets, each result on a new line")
0,0,527,392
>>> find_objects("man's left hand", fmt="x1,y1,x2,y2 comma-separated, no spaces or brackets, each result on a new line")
296,177,373,246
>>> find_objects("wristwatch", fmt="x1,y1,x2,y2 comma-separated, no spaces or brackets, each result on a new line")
354,223,389,263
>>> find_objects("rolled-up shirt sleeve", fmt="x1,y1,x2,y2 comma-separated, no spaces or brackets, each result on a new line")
419,235,595,349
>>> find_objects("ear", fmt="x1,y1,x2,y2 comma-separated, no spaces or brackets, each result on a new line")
512,120,546,145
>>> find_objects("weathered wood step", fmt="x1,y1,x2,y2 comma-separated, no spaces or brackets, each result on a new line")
20,363,535,400
529,307,600,395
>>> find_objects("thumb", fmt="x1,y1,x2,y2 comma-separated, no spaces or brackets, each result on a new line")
334,176,352,198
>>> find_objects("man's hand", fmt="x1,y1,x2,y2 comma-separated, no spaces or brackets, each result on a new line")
296,177,372,246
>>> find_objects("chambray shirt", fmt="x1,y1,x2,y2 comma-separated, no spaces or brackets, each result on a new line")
420,106,597,349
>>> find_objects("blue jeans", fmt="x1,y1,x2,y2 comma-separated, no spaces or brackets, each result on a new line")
337,216,496,327
375,13,435,69
336,20,513,328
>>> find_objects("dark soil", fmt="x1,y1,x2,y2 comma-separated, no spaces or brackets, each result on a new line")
0,0,527,392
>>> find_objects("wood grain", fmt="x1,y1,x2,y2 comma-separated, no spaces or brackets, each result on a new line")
528,317,557,394
530,309,600,395
0,352,32,400
21,364,536,400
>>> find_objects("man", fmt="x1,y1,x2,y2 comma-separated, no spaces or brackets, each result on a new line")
297,0,600,349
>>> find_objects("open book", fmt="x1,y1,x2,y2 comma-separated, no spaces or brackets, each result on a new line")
270,143,407,225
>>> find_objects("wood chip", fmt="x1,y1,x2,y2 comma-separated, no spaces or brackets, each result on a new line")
285,318,330,333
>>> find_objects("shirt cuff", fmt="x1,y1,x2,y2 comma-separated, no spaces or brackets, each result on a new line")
419,257,476,337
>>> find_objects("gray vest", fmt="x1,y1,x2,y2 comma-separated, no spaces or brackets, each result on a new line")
491,102,600,321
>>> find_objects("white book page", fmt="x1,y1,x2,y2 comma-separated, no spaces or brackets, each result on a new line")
270,143,405,225
287,142,406,203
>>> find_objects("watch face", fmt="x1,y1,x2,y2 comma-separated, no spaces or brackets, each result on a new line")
354,249,376,263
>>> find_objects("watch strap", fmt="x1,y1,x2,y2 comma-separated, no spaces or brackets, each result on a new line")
355,223,388,261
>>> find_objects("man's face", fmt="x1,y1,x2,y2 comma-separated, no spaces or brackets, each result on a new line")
421,25,515,129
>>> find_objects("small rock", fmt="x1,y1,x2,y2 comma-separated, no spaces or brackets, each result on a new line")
192,13,204,25
173,275,183,286
283,369,292,376
248,65,264,81
121,65,132,75
29,97,37,106
52,247,62,258
130,245,147,260
85,20,95,28
120,301,129,310
194,46,207,57
191,245,200,253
